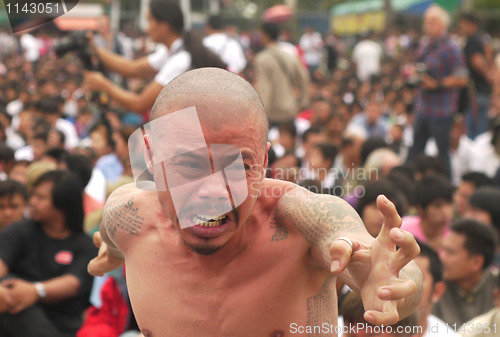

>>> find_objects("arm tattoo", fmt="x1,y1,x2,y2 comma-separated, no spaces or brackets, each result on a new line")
306,276,336,336
270,214,288,241
277,192,364,265
103,196,144,238
398,265,424,317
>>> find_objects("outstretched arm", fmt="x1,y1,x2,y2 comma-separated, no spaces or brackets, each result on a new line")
87,194,127,276
277,190,422,325
87,230,125,277
96,47,157,78
83,71,163,114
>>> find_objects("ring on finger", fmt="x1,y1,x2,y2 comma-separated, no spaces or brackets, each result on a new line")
337,237,354,254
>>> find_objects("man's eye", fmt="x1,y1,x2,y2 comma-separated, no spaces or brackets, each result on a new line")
179,161,203,169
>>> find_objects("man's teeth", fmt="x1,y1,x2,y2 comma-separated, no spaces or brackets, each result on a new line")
193,214,227,227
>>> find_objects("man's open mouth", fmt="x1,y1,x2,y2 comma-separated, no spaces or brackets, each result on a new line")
191,214,229,227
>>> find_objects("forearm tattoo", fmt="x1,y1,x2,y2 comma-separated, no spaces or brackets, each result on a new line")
103,196,144,238
399,264,424,316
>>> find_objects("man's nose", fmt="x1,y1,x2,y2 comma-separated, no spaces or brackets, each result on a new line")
197,172,231,201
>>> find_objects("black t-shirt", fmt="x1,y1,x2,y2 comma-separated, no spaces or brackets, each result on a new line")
464,33,491,94
0,220,97,333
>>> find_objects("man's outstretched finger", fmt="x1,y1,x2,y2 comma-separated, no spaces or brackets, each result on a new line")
330,237,356,273
376,195,402,244
364,301,399,326
389,228,421,271
93,232,103,248
378,279,419,301
88,258,108,277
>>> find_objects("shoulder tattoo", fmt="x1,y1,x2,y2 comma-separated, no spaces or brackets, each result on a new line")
277,192,363,264
277,193,363,243
103,196,144,238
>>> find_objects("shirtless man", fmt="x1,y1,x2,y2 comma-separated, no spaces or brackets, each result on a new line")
88,68,422,337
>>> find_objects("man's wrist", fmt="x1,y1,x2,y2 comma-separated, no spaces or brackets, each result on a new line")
34,282,47,300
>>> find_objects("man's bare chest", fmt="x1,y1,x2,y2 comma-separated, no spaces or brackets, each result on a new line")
123,233,329,336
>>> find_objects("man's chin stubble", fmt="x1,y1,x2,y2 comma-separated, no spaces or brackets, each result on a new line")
184,238,223,256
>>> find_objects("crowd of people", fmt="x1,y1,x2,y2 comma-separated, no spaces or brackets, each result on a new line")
0,0,499,335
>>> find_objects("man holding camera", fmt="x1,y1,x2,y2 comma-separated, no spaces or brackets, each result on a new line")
83,1,211,116
406,5,468,179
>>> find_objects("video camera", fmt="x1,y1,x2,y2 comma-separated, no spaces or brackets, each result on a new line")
55,31,101,71
402,62,430,88
55,31,111,133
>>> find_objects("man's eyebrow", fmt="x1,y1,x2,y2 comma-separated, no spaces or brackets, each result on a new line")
241,150,256,161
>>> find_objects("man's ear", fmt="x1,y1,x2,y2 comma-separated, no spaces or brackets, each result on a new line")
432,281,446,304
470,254,484,273
144,133,154,174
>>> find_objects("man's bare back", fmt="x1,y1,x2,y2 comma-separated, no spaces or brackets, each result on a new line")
103,179,342,336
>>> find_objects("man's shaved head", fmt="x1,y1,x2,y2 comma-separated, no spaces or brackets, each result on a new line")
151,68,269,145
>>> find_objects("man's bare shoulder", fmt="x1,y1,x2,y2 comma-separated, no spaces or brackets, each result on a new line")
106,182,152,202
103,183,158,239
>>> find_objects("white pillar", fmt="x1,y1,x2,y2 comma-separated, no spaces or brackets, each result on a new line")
209,0,220,15
180,0,192,30
139,0,151,32
109,0,121,33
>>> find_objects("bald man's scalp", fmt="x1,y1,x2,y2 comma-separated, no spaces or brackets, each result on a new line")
151,68,268,144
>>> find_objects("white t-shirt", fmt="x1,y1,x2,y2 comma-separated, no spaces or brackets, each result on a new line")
15,145,34,161
85,167,107,204
279,41,299,58
6,99,23,116
299,32,323,67
352,39,383,82
203,33,246,74
146,39,191,86
147,45,168,71
20,33,41,62
56,118,79,150
469,131,500,178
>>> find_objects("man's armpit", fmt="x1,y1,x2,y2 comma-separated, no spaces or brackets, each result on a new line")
102,196,144,239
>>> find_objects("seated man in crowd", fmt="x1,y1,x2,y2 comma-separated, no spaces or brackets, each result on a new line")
0,179,28,232
401,174,453,251
454,172,493,218
88,68,422,336
414,241,460,337
0,170,97,337
460,273,500,337
433,219,498,326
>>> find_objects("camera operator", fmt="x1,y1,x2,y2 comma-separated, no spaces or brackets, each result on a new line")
406,5,468,179
83,0,225,115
